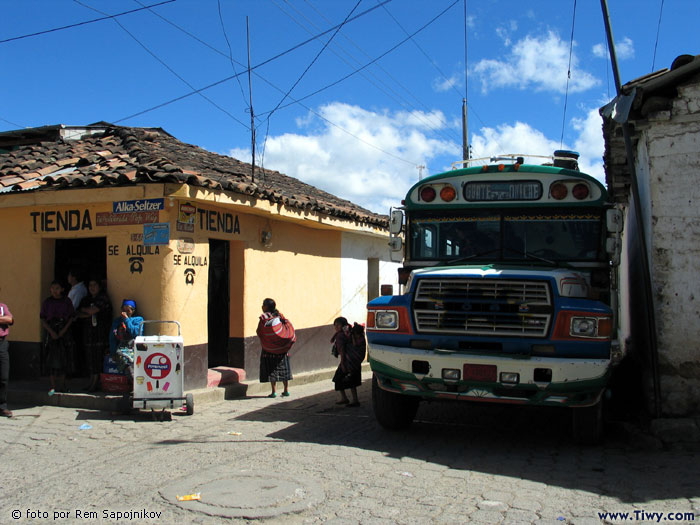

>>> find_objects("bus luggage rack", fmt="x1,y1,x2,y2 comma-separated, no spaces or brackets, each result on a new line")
413,278,552,337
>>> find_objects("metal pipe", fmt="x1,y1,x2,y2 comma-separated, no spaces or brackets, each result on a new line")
600,0,661,417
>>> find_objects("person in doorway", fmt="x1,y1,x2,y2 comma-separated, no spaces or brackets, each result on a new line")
0,299,14,417
76,278,112,392
331,317,366,407
257,298,293,398
109,299,143,383
67,268,88,309
40,280,76,395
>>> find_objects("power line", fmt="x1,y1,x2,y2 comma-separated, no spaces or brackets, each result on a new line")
560,0,577,149
264,1,362,125
114,0,393,124
256,0,460,118
74,0,249,130
0,0,176,45
379,0,493,147
651,0,665,71
281,0,461,146
217,0,249,110
115,1,422,167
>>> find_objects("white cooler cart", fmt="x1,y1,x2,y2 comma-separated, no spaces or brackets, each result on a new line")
132,320,193,416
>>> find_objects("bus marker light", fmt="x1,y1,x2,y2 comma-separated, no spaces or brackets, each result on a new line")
550,182,568,200
572,183,589,200
420,186,436,202
440,185,456,201
498,164,505,172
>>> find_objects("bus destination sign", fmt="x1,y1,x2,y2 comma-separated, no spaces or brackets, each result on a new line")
463,181,542,201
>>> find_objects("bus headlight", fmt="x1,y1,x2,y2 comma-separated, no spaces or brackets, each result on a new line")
571,317,598,337
375,311,399,330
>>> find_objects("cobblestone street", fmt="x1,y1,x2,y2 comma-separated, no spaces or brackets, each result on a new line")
1,374,699,524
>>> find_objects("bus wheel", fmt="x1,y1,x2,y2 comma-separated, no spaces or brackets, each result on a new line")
572,400,603,445
372,374,419,430
185,393,194,416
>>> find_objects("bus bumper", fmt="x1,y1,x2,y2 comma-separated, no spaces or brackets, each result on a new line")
368,343,611,408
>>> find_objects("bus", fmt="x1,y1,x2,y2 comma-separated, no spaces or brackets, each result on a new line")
366,151,624,443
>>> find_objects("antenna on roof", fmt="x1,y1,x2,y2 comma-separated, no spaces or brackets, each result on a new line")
247,16,255,184
462,0,469,161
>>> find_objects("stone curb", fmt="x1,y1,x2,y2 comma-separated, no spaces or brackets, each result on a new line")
7,364,363,413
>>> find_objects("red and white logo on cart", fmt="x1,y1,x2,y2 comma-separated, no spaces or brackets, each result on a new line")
144,353,172,379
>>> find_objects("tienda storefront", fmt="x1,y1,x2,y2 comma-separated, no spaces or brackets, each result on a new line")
0,181,397,390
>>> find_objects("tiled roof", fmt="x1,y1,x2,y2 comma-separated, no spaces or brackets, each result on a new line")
600,54,700,203
0,123,388,228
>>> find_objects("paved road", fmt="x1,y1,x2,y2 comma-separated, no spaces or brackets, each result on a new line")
1,374,699,524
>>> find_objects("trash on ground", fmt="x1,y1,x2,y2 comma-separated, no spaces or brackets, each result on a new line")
176,493,201,501
79,423,92,430
227,431,242,435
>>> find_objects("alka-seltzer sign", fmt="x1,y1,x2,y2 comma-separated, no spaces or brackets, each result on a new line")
113,198,164,214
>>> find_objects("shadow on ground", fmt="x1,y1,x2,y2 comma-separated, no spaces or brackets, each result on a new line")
220,379,700,504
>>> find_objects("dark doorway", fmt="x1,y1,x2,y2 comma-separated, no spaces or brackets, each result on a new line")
54,238,107,287
208,239,230,367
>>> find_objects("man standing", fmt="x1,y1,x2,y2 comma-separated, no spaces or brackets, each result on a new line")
67,268,87,309
0,300,14,418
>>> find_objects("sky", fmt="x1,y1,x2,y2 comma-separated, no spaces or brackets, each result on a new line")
1,0,698,213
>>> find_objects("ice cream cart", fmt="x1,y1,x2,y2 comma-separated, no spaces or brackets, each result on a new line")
132,320,193,416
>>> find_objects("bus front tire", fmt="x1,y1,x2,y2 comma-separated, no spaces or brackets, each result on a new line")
372,375,419,430
572,399,604,445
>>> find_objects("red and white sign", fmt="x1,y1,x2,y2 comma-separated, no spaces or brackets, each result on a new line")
144,353,171,379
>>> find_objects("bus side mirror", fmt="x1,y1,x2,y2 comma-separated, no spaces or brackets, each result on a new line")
389,237,402,251
389,209,403,234
380,284,394,296
606,208,623,233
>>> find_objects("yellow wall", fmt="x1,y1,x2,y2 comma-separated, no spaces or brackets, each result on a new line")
0,184,356,348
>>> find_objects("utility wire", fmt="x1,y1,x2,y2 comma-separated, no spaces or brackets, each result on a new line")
0,0,175,44
217,0,249,110
378,0,494,151
118,0,421,167
287,0,461,146
560,0,577,149
256,0,460,118
264,0,362,125
651,0,665,71
115,0,392,123
259,0,362,170
74,0,249,129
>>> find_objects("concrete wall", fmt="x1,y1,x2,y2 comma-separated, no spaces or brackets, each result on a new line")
635,79,700,415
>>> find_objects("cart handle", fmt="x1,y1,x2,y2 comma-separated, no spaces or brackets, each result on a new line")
138,320,181,336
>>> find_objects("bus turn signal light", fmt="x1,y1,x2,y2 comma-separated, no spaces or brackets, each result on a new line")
440,185,456,202
572,183,589,200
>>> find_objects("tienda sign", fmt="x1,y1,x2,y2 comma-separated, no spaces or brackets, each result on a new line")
113,198,164,213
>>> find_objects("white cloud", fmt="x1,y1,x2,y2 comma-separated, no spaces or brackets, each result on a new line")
472,31,599,94
432,73,461,93
229,103,458,213
571,107,605,183
593,37,635,60
468,109,605,184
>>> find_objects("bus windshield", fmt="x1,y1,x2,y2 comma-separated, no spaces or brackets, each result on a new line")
408,209,605,263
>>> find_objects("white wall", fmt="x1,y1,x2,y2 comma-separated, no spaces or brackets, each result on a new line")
340,232,399,325
638,80,700,414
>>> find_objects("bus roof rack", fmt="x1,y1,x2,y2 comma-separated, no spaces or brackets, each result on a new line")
451,151,580,171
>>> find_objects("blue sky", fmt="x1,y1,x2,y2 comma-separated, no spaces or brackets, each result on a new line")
2,0,698,213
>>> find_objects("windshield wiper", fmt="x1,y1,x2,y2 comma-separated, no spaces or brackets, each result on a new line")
447,248,501,265
504,247,557,265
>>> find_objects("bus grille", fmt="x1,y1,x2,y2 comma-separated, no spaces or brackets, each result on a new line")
413,278,552,337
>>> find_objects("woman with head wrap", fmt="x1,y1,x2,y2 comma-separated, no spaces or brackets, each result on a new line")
109,299,143,381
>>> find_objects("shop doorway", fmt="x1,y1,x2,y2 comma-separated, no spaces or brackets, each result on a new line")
54,237,107,287
208,239,230,367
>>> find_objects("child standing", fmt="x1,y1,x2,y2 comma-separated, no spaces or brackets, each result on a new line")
40,280,75,394
109,299,143,382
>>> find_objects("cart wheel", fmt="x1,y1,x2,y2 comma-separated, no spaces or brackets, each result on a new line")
185,393,194,416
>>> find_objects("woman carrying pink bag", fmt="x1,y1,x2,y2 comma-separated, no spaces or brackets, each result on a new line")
257,298,295,398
